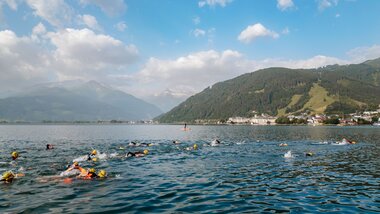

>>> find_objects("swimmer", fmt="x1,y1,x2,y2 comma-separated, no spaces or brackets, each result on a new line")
284,150,294,158
83,168,98,179
81,168,107,179
126,149,149,158
211,139,221,146
128,141,152,147
128,141,140,146
185,144,198,151
66,162,87,177
173,140,180,144
11,151,19,160
87,150,97,161
279,143,288,147
98,169,107,178
343,137,356,144
1,171,25,183
305,152,314,157
1,171,15,183
46,144,54,150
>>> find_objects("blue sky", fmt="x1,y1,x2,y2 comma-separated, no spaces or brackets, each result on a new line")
0,0,380,111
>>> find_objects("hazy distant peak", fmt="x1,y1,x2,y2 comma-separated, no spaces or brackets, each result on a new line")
0,80,162,121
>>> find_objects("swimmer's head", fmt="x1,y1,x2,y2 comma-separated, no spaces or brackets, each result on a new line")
73,161,79,167
143,150,149,155
2,171,15,183
11,151,19,160
193,144,198,150
98,170,107,178
89,168,96,173
92,157,98,162
91,150,97,155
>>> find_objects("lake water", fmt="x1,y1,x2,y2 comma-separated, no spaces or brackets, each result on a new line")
0,125,379,213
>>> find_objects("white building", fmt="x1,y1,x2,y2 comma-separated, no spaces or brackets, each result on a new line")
228,115,277,125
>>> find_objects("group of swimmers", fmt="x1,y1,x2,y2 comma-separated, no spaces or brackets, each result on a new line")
1,148,109,184
281,137,356,158
5,144,156,183
2,135,357,183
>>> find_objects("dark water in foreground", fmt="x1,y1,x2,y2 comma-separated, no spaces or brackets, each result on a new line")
0,125,379,213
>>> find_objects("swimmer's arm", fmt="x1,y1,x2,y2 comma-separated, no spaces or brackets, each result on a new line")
15,173,25,178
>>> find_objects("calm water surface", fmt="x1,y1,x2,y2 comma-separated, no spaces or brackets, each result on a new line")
0,125,379,213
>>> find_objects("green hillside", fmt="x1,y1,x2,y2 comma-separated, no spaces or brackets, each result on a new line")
156,58,380,123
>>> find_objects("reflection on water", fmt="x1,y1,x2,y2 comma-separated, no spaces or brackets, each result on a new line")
0,125,379,213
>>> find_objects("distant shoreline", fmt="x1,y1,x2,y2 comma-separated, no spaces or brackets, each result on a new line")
0,121,378,126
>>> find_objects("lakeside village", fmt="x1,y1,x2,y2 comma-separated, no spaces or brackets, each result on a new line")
196,108,380,126
1,106,379,126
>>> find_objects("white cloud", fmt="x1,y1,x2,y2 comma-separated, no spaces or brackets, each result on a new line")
0,27,140,93
116,50,245,99
238,23,279,44
277,0,294,11
0,25,379,112
48,28,138,80
78,14,101,31
32,22,46,35
2,0,19,10
198,0,232,8
80,0,127,16
31,22,46,41
193,28,206,37
255,55,347,69
317,0,339,10
0,29,51,91
26,0,74,28
116,49,362,109
347,44,380,63
115,21,127,32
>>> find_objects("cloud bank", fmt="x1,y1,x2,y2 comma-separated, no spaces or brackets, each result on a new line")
0,25,138,91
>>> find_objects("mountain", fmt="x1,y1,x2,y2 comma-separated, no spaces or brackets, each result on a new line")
0,80,162,122
145,89,188,112
156,58,380,123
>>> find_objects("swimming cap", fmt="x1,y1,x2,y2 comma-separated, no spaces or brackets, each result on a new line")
98,170,107,178
89,168,96,173
11,151,19,158
91,150,97,155
2,171,15,182
143,150,149,155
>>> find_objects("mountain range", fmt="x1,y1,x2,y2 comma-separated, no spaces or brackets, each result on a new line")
0,80,162,122
156,58,380,123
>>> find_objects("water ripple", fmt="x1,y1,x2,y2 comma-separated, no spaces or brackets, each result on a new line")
0,125,379,213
